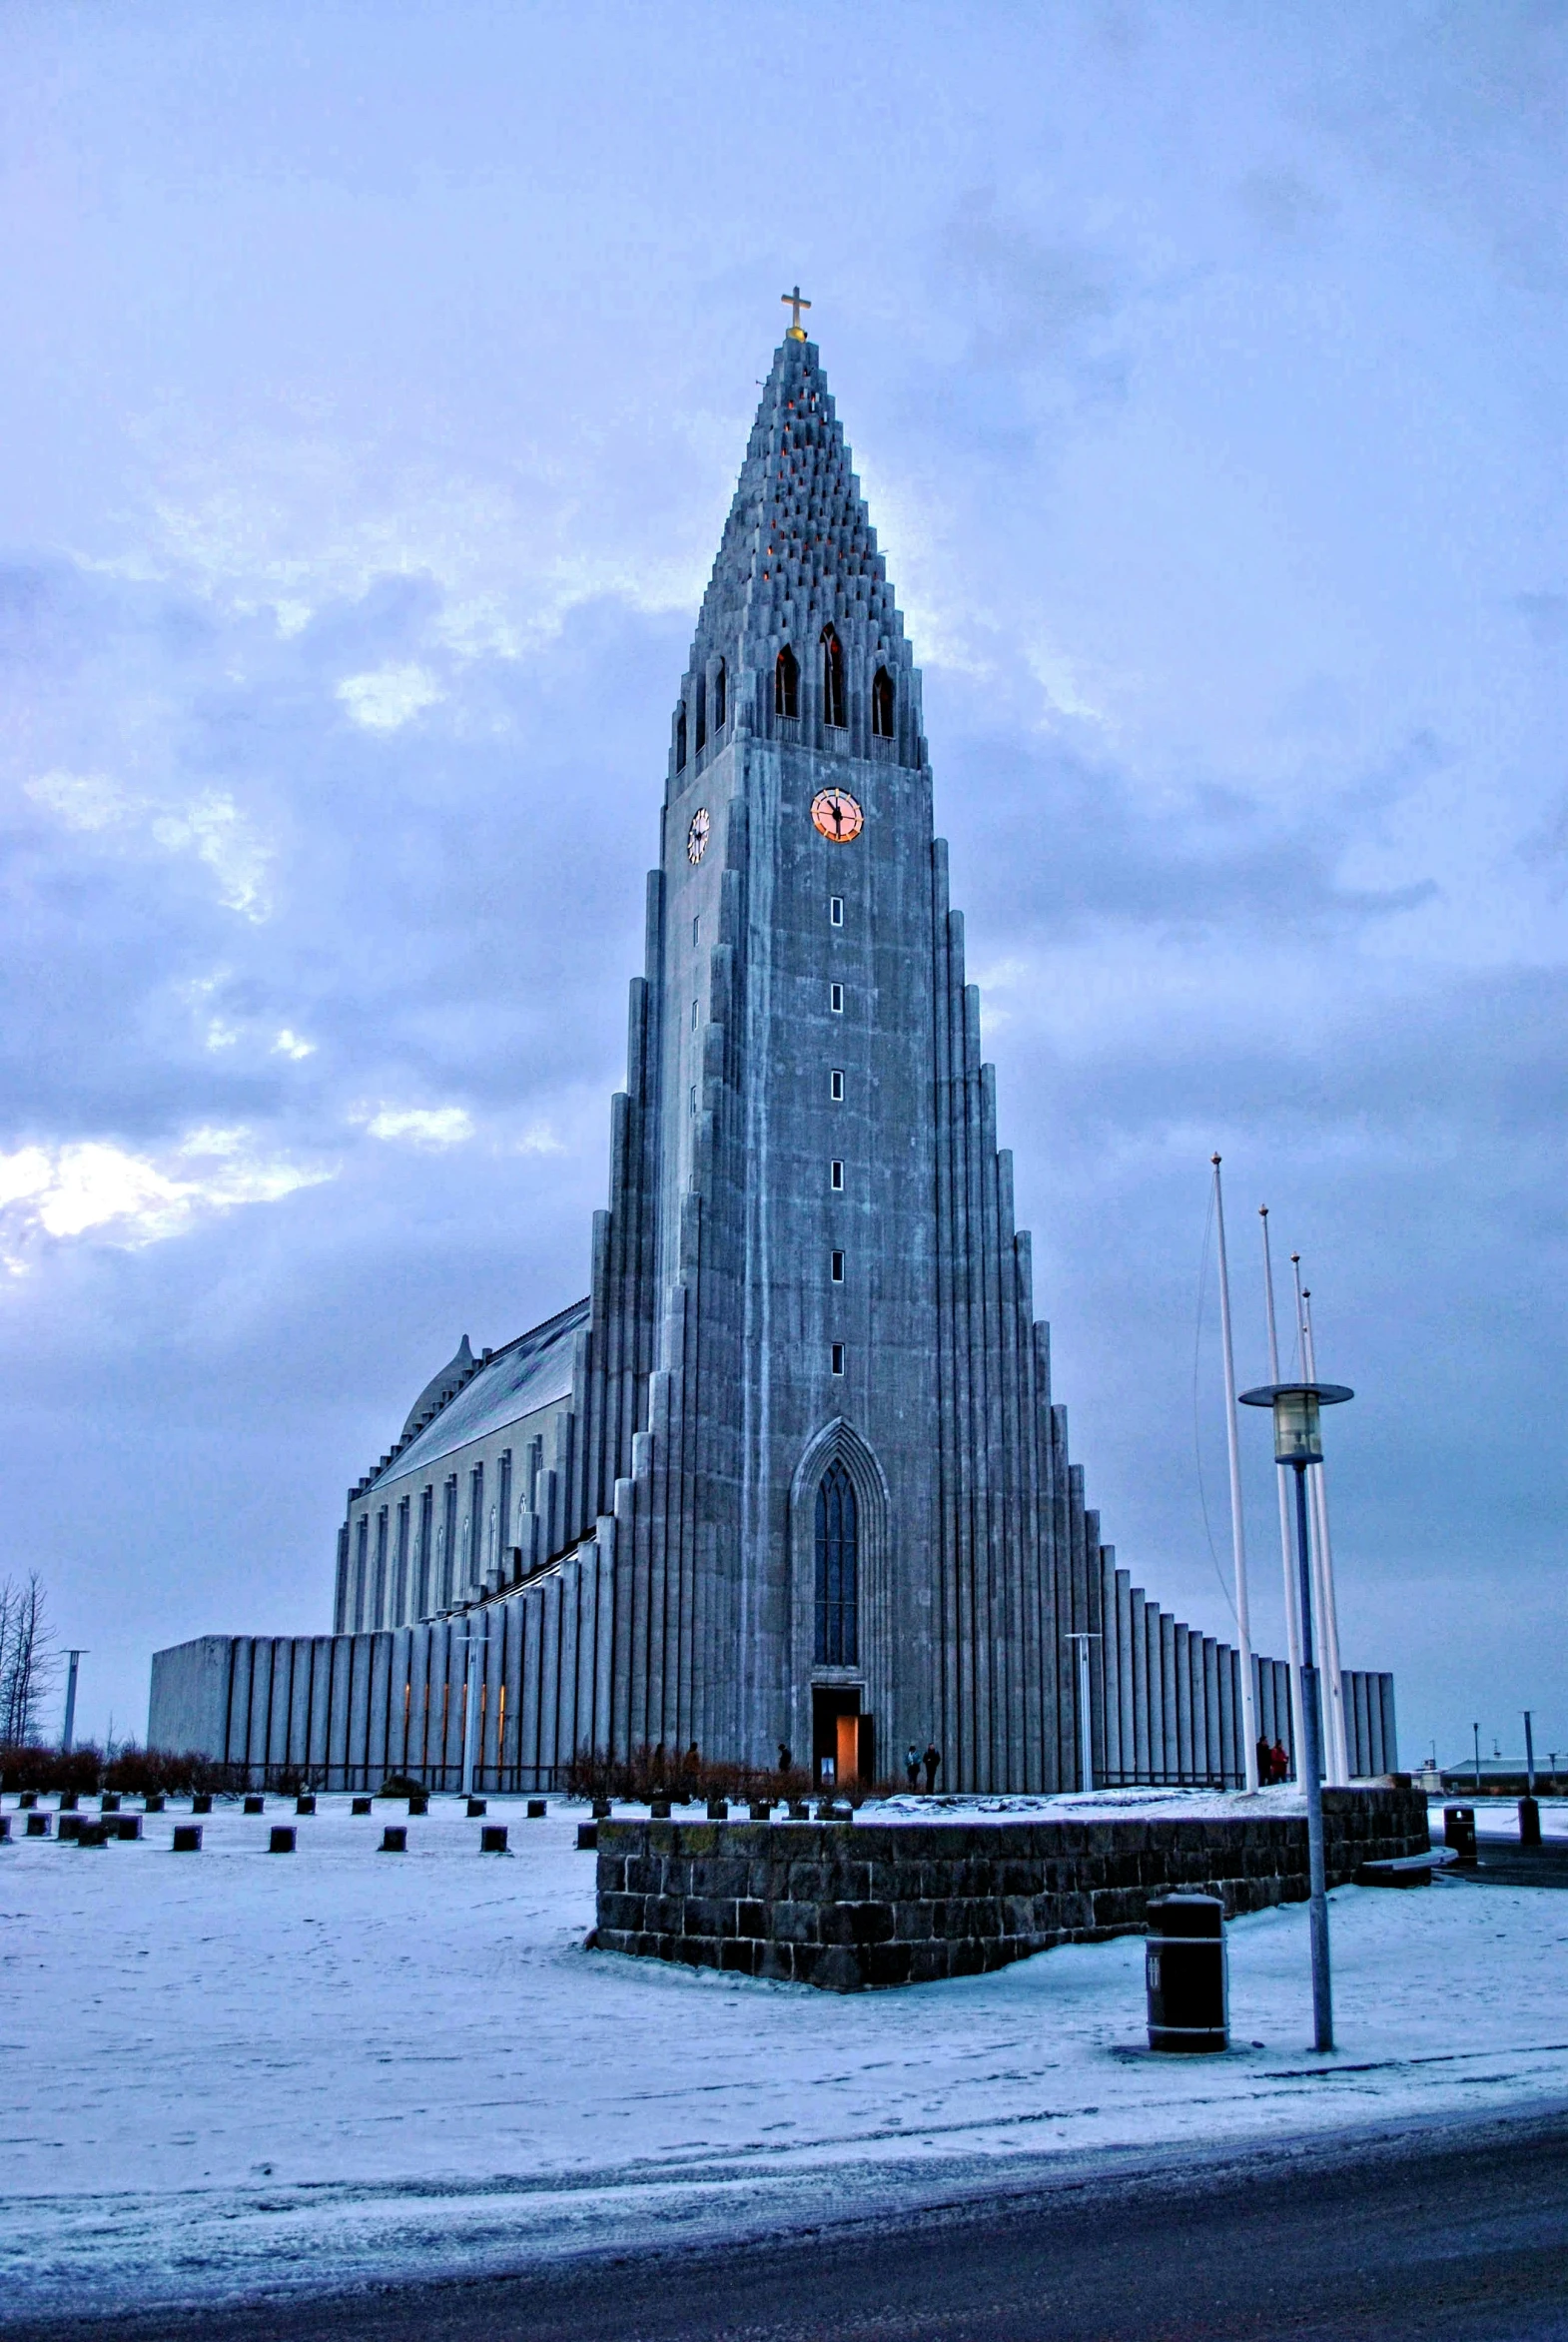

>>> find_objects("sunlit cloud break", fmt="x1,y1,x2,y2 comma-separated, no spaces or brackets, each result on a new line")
362,1105,474,1147
337,663,444,732
25,770,274,920
0,1130,335,1269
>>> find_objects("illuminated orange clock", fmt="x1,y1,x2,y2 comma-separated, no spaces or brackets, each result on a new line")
686,807,710,864
811,787,863,843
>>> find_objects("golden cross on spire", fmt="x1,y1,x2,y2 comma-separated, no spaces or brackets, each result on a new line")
781,284,811,341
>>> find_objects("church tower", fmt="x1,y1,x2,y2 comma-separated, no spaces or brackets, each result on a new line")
575,321,1093,1789
154,318,1395,1798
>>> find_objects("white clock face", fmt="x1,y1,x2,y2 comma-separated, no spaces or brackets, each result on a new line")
687,807,711,865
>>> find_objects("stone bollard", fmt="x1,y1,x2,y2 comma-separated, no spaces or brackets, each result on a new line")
58,1814,83,1842
1443,1806,1477,1865
526,1799,545,1819
116,1815,142,1841
1519,1796,1542,1849
408,1794,428,1816
748,1800,773,1822
19,1791,37,1810
787,1799,810,1821
172,1824,203,1853
466,1797,487,1818
0,1815,9,1842
192,1793,213,1815
649,1798,671,1819
591,1798,611,1821
816,1800,853,1823
59,1791,79,1812
101,1793,121,1814
576,1822,598,1851
380,1825,406,1854
145,1794,166,1814
269,1826,296,1854
26,1813,50,1837
244,1794,265,1816
479,1825,509,1854
76,1820,109,1848
706,1798,729,1820
296,1793,317,1816
1146,1893,1228,2053
352,1796,373,1816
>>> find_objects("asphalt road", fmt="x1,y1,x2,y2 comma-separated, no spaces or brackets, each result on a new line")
12,2104,1567,2342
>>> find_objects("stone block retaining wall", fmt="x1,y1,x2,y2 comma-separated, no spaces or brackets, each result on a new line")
593,1787,1429,1991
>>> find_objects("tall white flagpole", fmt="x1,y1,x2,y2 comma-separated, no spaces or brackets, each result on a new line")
1211,1156,1258,1791
1300,1286,1350,1783
1258,1208,1305,1772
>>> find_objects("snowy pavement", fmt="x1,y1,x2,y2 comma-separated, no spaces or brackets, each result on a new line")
3,1792,1566,2323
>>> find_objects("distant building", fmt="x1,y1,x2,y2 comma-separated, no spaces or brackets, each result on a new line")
150,326,1396,1791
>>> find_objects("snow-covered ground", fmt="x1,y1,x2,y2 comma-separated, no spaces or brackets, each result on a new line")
3,1791,1565,2324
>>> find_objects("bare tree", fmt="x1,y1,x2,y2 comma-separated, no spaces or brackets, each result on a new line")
0,1574,57,1746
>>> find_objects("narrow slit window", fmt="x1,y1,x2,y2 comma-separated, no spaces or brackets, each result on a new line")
830,1342,845,1376
692,914,700,947
872,665,895,738
713,659,726,731
691,999,699,1031
695,675,706,751
831,1249,845,1282
690,1085,697,1116
821,625,846,727
830,1068,844,1102
675,705,687,771
829,895,843,927
830,982,844,1014
830,1160,844,1190
775,643,799,718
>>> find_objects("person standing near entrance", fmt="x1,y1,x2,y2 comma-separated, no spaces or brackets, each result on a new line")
905,1744,921,1790
923,1742,942,1795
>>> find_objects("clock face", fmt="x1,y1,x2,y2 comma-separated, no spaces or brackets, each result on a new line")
811,787,864,844
686,807,710,865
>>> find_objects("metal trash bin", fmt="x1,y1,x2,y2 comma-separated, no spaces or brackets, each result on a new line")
1146,1893,1227,2053
1443,1806,1477,1865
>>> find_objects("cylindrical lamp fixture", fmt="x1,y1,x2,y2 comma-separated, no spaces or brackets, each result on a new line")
1239,1381,1353,1466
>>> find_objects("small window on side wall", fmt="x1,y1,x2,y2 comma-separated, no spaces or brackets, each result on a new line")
695,675,707,752
829,895,843,927
776,643,799,719
872,665,895,738
830,982,844,1014
830,1069,844,1102
714,659,726,731
830,1342,845,1376
831,1249,845,1282
675,704,687,771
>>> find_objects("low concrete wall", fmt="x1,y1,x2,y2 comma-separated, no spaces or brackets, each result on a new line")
593,1787,1429,1991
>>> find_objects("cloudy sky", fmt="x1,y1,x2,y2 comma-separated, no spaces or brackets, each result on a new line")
2,1,1562,1765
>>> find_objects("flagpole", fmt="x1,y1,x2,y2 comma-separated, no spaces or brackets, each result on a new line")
1259,1208,1305,1774
1212,1157,1258,1791
1301,1286,1350,1783
1300,1254,1347,1780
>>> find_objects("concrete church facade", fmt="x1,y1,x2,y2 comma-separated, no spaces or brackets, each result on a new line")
150,327,1397,1793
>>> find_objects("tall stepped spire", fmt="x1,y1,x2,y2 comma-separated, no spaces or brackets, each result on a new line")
672,335,923,773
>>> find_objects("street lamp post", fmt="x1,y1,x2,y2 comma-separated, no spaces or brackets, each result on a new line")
1239,1377,1352,2053
1063,1633,1100,1791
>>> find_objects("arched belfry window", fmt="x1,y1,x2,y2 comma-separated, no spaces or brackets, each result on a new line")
814,1460,858,1665
713,659,726,732
675,704,688,771
775,643,799,719
872,665,895,739
821,625,846,728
